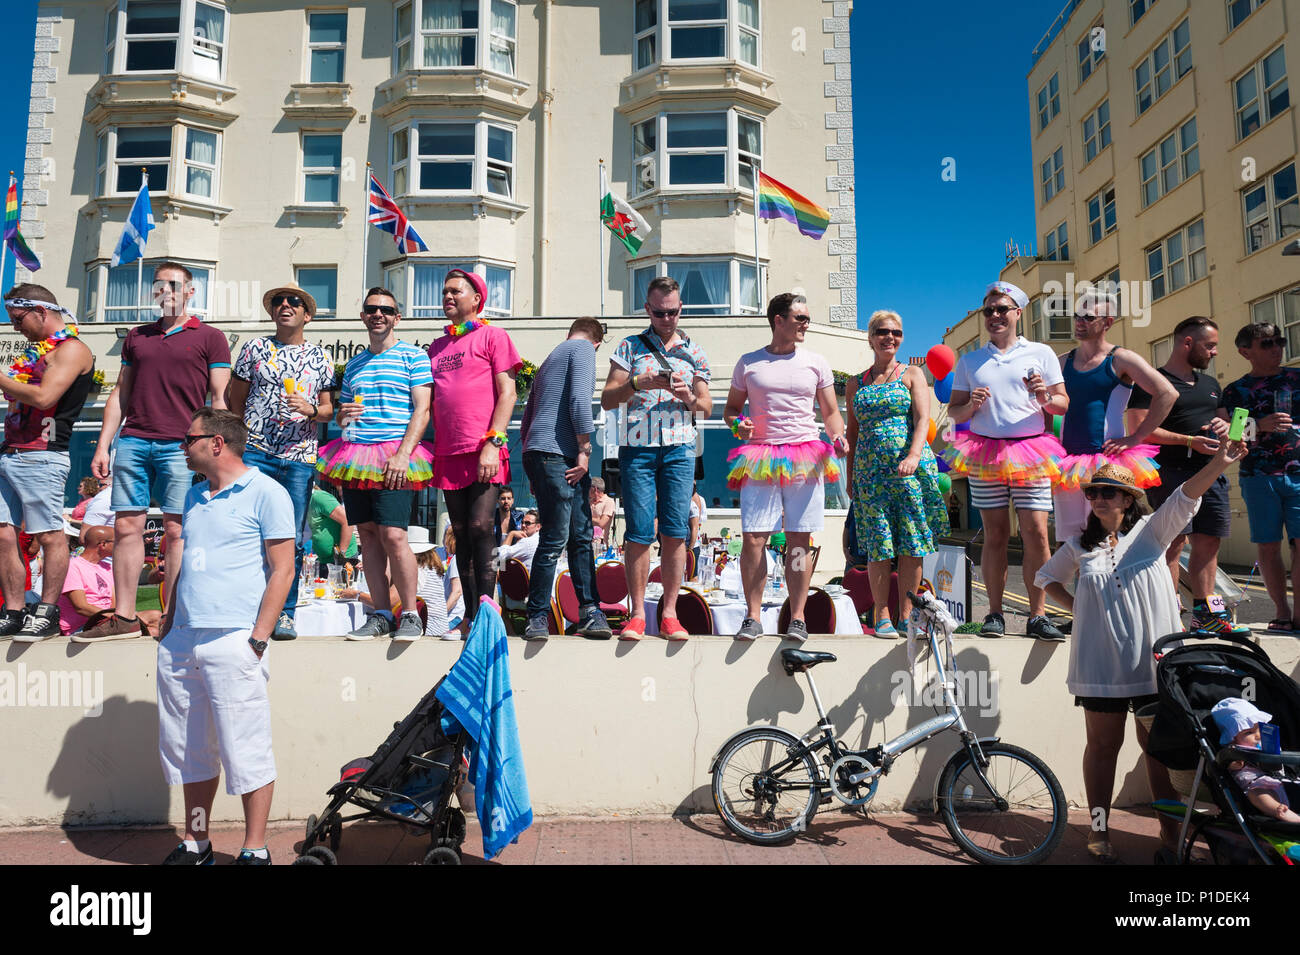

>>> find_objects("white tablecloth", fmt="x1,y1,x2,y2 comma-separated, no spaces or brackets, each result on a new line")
641,589,860,636
295,599,366,637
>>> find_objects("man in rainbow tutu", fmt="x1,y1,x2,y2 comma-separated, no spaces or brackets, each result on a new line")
316,287,433,642
1052,285,1176,542
944,281,1068,641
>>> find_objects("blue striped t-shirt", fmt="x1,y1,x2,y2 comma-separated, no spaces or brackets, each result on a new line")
340,341,433,444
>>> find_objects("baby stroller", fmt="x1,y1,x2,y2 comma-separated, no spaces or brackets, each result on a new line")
1141,630,1300,865
293,677,469,866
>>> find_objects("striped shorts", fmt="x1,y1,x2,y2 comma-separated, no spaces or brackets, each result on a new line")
968,476,1053,512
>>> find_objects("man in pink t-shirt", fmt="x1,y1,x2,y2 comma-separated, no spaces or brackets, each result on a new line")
722,293,848,642
59,525,116,634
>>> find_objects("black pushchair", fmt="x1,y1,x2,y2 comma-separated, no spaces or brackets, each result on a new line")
1142,630,1300,865
293,677,469,866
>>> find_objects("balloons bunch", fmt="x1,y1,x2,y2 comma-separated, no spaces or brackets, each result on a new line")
925,344,958,497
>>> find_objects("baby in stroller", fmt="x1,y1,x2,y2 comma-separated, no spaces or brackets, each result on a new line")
1212,698,1300,824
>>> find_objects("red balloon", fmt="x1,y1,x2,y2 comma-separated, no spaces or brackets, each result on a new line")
926,345,956,381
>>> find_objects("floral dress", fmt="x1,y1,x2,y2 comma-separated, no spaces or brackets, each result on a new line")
852,372,949,561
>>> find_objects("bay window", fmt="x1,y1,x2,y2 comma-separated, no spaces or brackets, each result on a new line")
105,0,229,82
392,0,518,76
633,0,761,70
632,258,760,315
391,120,516,198
631,109,763,196
95,124,221,199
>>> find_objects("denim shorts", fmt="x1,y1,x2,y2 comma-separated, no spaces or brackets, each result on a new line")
112,434,193,514
619,443,694,545
0,449,70,533
1239,472,1300,544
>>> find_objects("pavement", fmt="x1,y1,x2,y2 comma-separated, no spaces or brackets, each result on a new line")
0,807,1176,866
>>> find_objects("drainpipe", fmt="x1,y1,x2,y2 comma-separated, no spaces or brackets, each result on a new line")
536,0,553,314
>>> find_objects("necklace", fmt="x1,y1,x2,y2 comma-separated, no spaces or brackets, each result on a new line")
9,323,78,384
446,316,490,338
870,361,899,385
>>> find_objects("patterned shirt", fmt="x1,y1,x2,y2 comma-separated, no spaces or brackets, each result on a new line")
609,328,711,447
340,340,434,444
1222,369,1300,477
233,336,336,463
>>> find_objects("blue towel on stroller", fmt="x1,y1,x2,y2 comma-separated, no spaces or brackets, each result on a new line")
436,597,533,859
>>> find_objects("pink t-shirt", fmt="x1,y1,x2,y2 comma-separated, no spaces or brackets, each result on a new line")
59,555,115,635
428,324,523,456
730,346,834,444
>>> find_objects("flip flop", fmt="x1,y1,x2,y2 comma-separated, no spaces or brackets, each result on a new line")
1087,839,1120,864
1267,618,1296,634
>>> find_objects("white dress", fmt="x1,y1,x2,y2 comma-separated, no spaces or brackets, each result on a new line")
1035,488,1199,697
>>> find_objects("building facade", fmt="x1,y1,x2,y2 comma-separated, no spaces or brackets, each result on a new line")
944,0,1299,566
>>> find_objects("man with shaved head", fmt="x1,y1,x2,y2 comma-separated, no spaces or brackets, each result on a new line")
60,525,116,636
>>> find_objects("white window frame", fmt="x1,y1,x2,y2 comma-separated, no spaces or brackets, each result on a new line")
634,0,657,70
1242,161,1299,255
394,0,413,72
392,119,515,197
1087,184,1117,245
1234,45,1289,142
295,265,339,319
1139,116,1198,208
630,257,761,316
1029,296,1072,342
1095,267,1123,313
1134,17,1191,117
487,0,518,76
631,109,762,197
485,122,514,199
306,9,347,84
1250,284,1300,360
391,127,411,196
1041,146,1064,204
1228,0,1267,33
1077,20,1104,86
390,0,519,77
402,259,514,318
1082,99,1111,164
1036,72,1060,131
1130,0,1153,27
181,125,219,200
1146,218,1206,302
632,0,761,71
301,131,343,205
1043,221,1069,262
85,258,214,323
102,124,224,198
106,0,230,83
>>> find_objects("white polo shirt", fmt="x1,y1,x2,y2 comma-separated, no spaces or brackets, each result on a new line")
952,336,1063,439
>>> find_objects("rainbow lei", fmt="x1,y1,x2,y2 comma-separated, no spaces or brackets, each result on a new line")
445,316,490,338
9,323,78,384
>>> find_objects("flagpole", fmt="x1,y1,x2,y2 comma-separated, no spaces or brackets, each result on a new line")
362,162,371,296
597,159,605,317
136,167,147,322
751,158,762,312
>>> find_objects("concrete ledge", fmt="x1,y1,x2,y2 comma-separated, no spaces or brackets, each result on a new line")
3,634,1298,826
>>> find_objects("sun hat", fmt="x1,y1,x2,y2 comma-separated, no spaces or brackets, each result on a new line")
407,525,434,555
262,281,317,318
1082,463,1145,503
1211,698,1274,746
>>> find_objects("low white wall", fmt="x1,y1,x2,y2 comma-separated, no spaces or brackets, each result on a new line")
3,634,1297,826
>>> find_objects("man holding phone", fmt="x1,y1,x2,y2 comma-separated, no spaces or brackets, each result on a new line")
1222,322,1300,633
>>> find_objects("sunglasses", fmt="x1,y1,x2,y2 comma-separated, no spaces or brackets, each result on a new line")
362,303,399,316
1256,337,1285,349
982,305,1020,318
1084,486,1128,501
271,294,305,310
874,328,903,338
522,519,539,527
181,433,218,447
648,307,681,319
1073,313,1106,322
154,280,185,293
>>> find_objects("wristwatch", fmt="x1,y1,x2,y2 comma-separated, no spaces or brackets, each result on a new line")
248,636,268,654
488,433,507,448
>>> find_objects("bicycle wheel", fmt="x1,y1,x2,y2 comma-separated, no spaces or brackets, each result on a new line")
937,742,1066,865
712,728,821,845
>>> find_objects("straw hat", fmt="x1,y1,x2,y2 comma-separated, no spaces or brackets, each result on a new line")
262,281,317,318
1083,463,1145,502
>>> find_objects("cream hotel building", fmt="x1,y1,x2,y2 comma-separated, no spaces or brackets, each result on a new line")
944,0,1300,566
13,0,868,525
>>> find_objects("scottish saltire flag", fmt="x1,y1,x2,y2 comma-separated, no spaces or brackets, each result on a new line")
757,170,831,240
368,171,428,253
4,175,40,272
110,179,155,267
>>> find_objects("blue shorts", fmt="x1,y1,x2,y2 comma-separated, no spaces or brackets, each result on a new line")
0,449,70,533
619,443,694,545
1239,472,1300,544
112,434,193,514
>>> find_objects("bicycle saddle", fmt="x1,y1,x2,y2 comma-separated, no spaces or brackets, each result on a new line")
780,648,837,674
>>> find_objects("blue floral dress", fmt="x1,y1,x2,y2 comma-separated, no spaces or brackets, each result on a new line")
852,372,949,561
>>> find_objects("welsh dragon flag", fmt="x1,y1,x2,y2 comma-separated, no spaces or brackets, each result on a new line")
599,164,651,256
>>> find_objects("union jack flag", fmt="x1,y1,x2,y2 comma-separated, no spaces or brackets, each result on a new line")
367,170,428,253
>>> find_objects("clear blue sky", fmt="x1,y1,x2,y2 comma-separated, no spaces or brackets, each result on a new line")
0,0,1057,342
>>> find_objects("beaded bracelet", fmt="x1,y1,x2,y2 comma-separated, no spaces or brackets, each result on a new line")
729,416,751,439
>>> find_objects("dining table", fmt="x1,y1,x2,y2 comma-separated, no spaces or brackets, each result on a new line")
640,586,861,636
294,598,366,637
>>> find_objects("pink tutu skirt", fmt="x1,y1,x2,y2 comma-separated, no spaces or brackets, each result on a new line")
433,447,511,490
316,439,435,489
726,439,841,489
1056,444,1161,490
940,432,1065,484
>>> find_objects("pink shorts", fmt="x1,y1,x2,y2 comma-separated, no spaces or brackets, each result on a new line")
433,447,511,490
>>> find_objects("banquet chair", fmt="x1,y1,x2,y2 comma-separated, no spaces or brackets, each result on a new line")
673,587,715,636
777,587,837,636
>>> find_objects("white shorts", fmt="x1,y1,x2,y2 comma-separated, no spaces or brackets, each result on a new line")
157,626,276,796
968,477,1053,512
1052,487,1090,542
739,477,824,534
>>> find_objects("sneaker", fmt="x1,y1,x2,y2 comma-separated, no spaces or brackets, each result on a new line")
1026,615,1066,642
393,612,423,642
346,613,393,641
979,612,1005,638
71,613,143,644
1189,608,1252,637
786,619,809,643
0,608,24,638
232,849,271,866
735,617,763,641
12,604,60,643
523,613,550,640
272,612,297,641
574,608,613,640
162,842,214,866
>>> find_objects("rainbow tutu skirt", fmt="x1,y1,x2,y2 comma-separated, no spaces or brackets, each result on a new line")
316,438,436,489
1056,444,1161,490
940,432,1065,484
726,439,841,489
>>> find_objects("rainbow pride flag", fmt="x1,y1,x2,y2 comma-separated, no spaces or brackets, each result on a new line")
4,175,40,272
757,171,830,240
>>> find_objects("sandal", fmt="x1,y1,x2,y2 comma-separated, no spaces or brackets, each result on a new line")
659,616,689,641
1266,618,1296,634
1086,839,1120,864
618,617,645,641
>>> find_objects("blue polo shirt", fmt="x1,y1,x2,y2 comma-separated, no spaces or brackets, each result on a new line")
174,467,296,630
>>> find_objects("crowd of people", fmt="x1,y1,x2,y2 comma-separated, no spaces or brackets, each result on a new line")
3,268,1296,864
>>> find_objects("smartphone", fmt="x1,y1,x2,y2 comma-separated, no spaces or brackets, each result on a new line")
1228,407,1249,441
